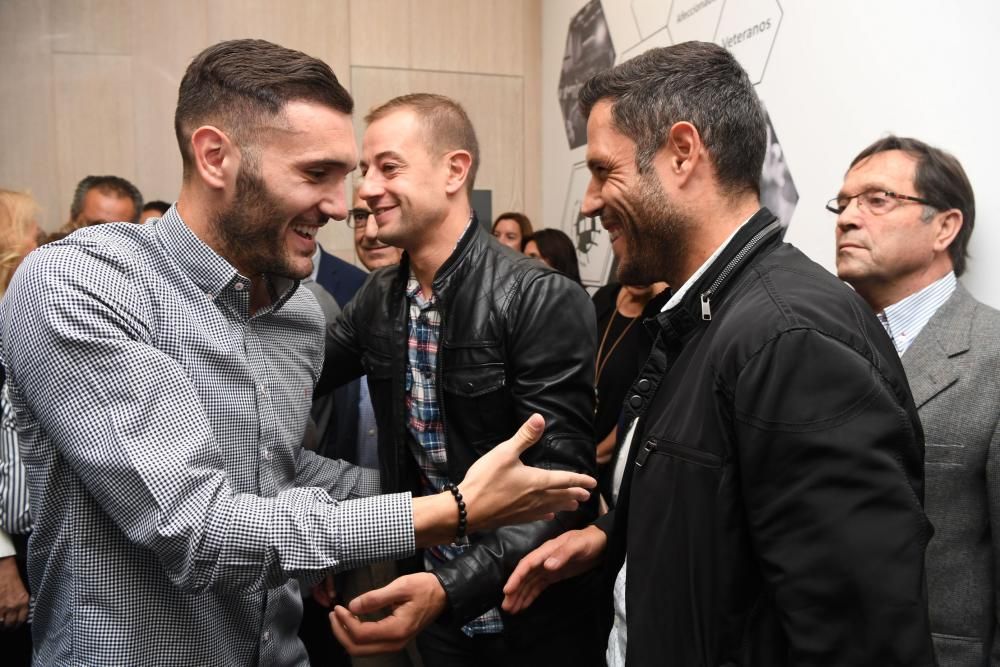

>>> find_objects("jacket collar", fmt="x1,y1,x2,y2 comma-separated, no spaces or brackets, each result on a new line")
393,214,485,298
899,283,974,408
653,207,781,342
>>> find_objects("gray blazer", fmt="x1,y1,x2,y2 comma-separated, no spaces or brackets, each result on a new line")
902,283,1000,667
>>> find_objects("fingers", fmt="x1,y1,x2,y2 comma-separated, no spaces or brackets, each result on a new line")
502,413,546,456
312,574,336,607
330,606,408,656
347,579,404,616
542,469,598,491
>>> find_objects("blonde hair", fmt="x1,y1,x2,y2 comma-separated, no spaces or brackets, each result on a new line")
0,189,41,294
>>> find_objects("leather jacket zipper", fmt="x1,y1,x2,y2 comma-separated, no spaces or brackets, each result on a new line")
700,220,783,321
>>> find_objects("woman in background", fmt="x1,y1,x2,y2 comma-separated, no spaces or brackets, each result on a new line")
491,211,533,251
524,228,581,284
0,188,41,665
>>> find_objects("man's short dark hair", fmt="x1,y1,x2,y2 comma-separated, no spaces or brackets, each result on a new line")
142,200,171,216
70,175,143,224
175,39,353,177
365,93,480,193
579,41,766,197
849,136,975,276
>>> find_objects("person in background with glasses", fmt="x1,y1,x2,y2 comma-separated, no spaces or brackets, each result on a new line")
832,136,1000,667
349,188,403,272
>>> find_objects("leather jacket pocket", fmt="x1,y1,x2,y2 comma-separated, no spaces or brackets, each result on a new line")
441,362,511,453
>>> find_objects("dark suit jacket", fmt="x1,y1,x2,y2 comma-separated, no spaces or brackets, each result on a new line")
903,283,1000,667
312,248,368,464
314,247,367,309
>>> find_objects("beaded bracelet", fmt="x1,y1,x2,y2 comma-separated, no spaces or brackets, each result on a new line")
443,482,467,540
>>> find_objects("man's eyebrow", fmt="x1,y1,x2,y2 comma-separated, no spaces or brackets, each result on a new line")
373,150,405,162
838,181,889,197
301,159,356,172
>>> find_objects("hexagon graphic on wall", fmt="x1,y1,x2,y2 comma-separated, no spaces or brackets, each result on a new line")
558,0,616,149
562,161,615,287
630,0,673,40
715,0,783,84
759,105,798,230
667,0,726,44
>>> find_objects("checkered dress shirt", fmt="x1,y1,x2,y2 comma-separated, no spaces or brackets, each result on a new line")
0,209,415,666
404,275,503,636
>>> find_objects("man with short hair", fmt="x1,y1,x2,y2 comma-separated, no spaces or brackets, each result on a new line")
0,39,593,666
502,42,936,666
833,136,1000,667
323,93,603,664
69,174,142,226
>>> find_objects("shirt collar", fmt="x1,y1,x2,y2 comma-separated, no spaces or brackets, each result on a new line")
879,271,956,356
661,215,753,313
155,205,299,310
309,245,322,283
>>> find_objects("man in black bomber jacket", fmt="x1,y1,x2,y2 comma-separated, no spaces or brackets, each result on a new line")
502,43,936,666
317,93,603,665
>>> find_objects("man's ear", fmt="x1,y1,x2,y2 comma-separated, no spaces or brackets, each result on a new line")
190,125,237,190
443,150,473,195
933,208,963,256
663,121,703,185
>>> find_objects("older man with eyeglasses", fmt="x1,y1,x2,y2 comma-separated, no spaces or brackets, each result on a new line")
832,136,1000,667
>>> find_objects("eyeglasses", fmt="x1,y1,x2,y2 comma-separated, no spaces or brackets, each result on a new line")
825,190,935,216
346,208,373,228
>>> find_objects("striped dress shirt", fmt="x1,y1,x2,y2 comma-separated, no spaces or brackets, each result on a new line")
878,272,957,356
0,209,415,666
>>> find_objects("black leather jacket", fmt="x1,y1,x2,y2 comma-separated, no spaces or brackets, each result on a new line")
319,221,599,635
598,209,936,666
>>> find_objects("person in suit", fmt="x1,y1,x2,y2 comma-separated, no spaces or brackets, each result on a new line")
832,135,999,667
314,243,367,309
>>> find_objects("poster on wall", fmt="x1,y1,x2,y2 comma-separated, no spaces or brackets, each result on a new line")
558,0,616,150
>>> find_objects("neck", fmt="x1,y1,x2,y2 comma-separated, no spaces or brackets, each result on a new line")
618,282,668,317
406,205,472,296
669,191,761,288
857,261,954,313
178,182,269,300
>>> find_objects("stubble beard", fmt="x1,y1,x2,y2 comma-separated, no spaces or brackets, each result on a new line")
214,164,307,280
616,171,690,287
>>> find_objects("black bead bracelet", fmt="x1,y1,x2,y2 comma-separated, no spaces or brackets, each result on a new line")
444,482,467,540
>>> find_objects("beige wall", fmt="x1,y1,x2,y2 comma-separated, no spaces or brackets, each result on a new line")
0,0,541,266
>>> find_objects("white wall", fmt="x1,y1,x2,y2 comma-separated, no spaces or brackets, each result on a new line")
542,0,1000,308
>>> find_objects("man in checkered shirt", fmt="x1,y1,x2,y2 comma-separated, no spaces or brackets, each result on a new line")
0,40,594,666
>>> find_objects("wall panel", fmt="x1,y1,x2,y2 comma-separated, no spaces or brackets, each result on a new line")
52,54,136,224
0,1,60,229
409,0,525,76
205,0,351,89
49,0,132,55
129,0,208,206
349,0,411,68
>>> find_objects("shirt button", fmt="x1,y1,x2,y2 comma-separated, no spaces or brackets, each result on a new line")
636,378,651,392
629,395,643,409
261,448,272,461
367,428,376,436
263,630,271,642
234,282,245,291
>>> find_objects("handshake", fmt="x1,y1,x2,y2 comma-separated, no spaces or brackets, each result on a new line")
321,413,602,655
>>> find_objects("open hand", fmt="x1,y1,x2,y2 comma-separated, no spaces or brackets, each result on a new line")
502,524,607,614
460,414,596,532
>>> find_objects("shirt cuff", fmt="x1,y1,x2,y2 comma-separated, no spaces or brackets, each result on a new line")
0,529,15,558
332,492,414,570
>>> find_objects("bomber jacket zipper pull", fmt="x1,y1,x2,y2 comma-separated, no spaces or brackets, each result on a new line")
635,440,657,467
700,292,712,321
